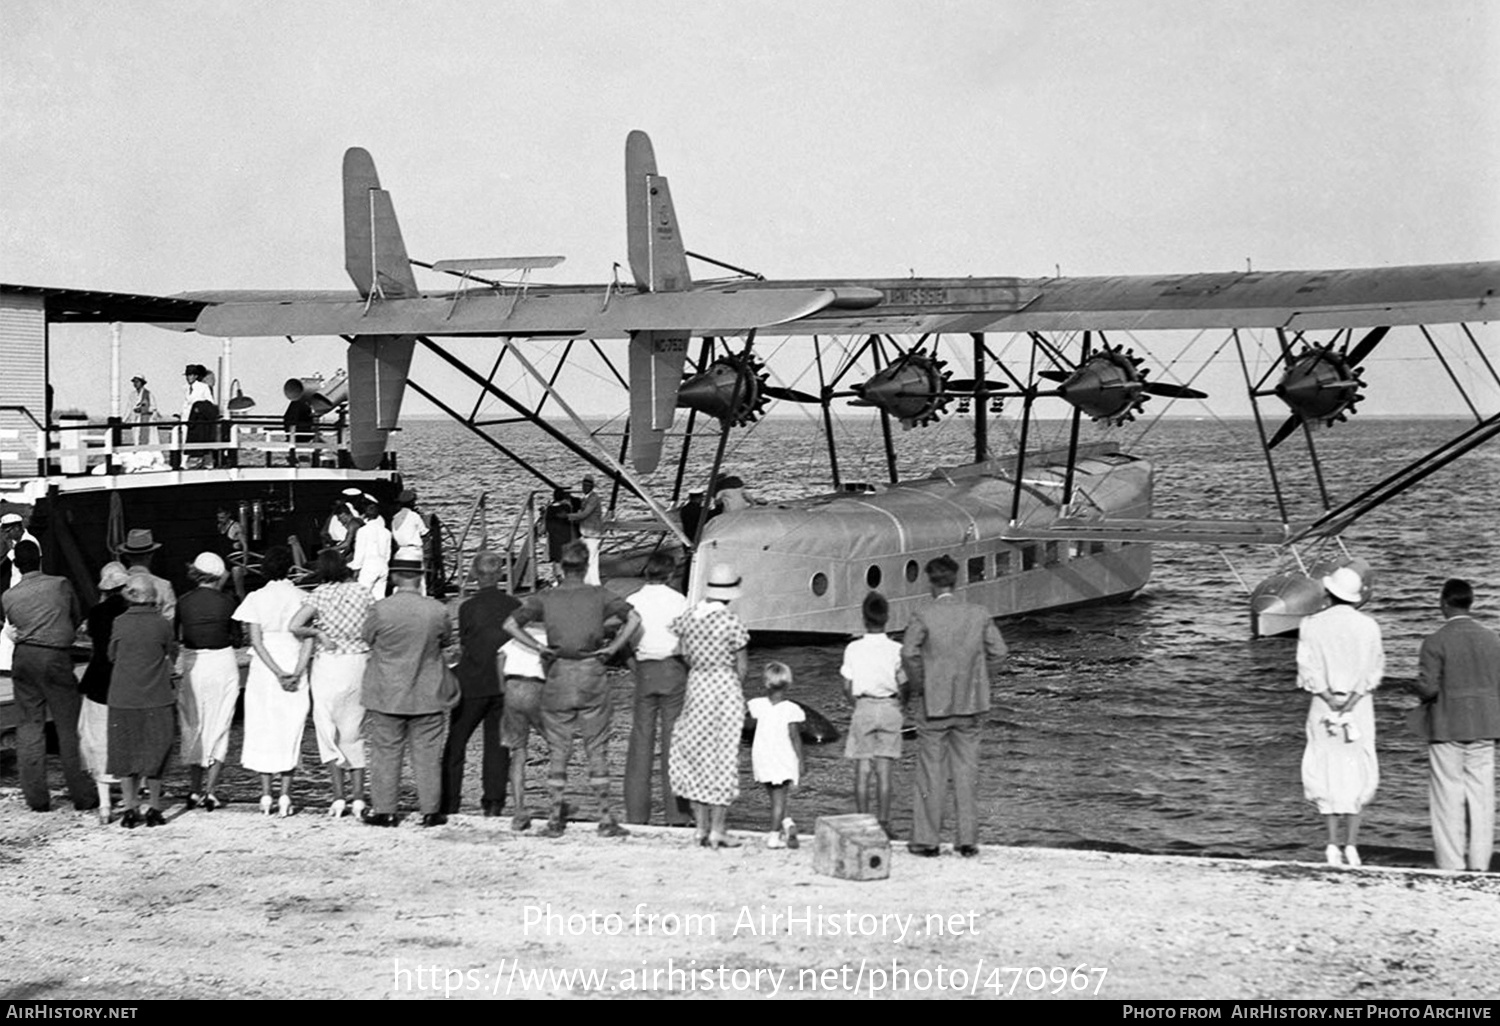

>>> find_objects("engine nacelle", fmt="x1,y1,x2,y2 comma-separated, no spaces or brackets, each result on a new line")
1058,347,1147,424
851,353,950,427
1275,347,1364,426
677,355,768,426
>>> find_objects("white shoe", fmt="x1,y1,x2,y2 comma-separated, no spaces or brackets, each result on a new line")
329,799,347,819
351,799,367,821
277,795,293,819
260,795,274,816
782,817,799,850
765,831,785,849
1325,844,1342,866
1343,845,1362,868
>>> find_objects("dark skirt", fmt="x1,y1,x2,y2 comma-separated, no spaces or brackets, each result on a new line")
107,705,175,778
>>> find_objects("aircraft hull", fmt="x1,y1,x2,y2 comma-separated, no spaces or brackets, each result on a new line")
687,450,1153,636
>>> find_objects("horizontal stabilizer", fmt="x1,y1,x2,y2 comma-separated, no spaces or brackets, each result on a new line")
431,256,566,273
194,286,845,339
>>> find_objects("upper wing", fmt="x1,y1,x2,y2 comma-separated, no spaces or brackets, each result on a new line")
761,262,1500,335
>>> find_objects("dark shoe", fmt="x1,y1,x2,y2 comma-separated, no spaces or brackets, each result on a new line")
421,813,449,828
482,800,504,818
202,794,221,811
539,801,568,837
184,794,201,810
120,809,141,830
957,845,980,858
511,811,533,832
144,808,167,828
74,801,100,813
365,813,399,828
597,817,630,838
907,843,940,858
27,804,51,813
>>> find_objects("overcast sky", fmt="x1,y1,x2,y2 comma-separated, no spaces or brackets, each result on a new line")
3,0,1498,422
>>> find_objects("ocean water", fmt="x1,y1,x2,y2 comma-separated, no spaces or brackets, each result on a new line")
393,413,1500,867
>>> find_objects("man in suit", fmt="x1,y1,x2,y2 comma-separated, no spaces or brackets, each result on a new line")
362,558,457,828
440,551,516,816
900,554,1008,858
1414,577,1500,871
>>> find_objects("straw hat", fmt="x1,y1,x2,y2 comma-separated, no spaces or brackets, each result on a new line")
116,528,161,554
704,563,743,601
0,513,22,527
97,561,130,591
389,557,424,575
1321,566,1365,604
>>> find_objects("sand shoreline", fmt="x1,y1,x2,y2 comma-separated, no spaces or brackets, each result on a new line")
1,790,1495,1002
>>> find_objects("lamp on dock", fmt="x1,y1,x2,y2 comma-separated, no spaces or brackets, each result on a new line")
226,380,256,413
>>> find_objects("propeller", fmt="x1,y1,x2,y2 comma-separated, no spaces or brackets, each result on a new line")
676,354,769,426
849,351,953,427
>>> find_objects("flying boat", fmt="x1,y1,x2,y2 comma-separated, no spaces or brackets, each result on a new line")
7,133,1499,642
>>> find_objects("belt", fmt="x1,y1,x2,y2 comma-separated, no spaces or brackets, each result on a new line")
15,641,72,651
857,694,902,702
183,644,232,651
506,675,545,684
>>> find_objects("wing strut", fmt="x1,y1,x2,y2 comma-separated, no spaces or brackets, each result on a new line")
1233,329,1291,525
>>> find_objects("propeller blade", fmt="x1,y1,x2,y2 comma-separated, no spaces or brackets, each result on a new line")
1036,370,1069,383
1267,413,1302,450
762,385,820,403
945,378,1008,392
1345,325,1390,369
1143,382,1208,400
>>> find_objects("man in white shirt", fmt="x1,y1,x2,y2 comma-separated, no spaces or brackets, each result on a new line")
351,499,392,599
391,488,430,593
567,476,604,585
623,552,691,826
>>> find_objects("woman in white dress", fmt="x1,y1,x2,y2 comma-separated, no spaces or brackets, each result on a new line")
289,549,373,819
1297,566,1383,867
235,546,313,817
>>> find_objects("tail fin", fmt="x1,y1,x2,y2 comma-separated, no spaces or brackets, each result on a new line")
343,147,420,300
625,130,691,293
625,131,692,473
341,147,418,469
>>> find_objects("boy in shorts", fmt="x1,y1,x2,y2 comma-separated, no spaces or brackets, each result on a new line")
841,591,906,837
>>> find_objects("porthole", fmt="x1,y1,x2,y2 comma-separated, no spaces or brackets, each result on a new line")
904,560,919,583
866,565,882,588
811,572,829,597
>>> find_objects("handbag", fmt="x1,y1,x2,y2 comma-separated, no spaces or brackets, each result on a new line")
1404,702,1432,741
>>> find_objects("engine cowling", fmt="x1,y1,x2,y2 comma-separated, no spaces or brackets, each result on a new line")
1275,347,1364,426
1057,347,1148,424
676,355,769,426
850,353,950,427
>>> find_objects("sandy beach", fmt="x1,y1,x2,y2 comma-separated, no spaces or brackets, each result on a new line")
1,791,1495,1002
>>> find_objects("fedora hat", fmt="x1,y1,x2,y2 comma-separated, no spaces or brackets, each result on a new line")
1321,566,1365,604
389,557,424,574
704,563,743,601
116,528,161,555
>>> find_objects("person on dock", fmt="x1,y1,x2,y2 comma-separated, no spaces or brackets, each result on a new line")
289,548,374,819
115,529,176,622
542,486,579,582
235,545,314,819
1412,577,1500,872
361,557,457,828
1296,566,1383,868
900,554,1008,859
498,621,549,832
106,575,178,827
624,551,691,827
566,476,604,585
502,540,639,838
747,661,805,849
667,562,751,850
78,562,129,823
176,552,241,812
351,498,391,599
440,550,516,818
842,591,906,837
3,540,93,814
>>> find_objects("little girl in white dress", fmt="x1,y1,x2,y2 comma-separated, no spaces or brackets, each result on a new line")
746,661,805,849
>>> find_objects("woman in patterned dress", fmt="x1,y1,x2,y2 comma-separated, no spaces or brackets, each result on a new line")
235,546,314,818
289,548,374,819
668,564,750,849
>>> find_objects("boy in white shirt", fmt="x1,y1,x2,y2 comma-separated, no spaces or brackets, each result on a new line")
841,591,906,836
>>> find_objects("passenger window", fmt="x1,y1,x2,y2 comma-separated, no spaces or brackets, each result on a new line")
967,556,986,582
